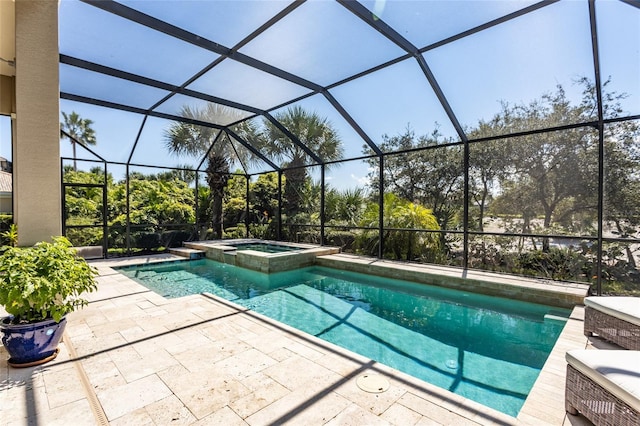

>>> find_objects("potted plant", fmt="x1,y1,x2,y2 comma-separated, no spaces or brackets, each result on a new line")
0,236,98,367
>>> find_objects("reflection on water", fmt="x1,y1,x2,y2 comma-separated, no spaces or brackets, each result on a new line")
117,258,570,417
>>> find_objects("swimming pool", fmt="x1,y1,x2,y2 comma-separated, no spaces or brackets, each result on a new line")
116,258,570,417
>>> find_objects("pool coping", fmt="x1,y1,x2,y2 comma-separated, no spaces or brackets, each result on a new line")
316,253,589,309
184,239,341,273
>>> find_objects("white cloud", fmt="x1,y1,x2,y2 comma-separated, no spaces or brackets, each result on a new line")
351,174,369,186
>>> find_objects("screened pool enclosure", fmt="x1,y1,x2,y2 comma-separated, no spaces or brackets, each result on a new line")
49,0,639,295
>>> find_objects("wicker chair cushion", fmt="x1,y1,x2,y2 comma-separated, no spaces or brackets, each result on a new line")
566,350,640,411
584,297,640,327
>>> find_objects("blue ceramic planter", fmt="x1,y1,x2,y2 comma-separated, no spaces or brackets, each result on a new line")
0,316,66,366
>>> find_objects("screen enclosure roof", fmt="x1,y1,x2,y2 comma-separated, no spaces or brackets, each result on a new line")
58,0,640,174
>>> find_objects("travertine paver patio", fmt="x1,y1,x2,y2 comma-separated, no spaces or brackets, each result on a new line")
1,254,603,425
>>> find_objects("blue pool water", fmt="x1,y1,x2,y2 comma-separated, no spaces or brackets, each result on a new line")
116,259,569,416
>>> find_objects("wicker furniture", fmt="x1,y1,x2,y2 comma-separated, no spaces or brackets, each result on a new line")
565,350,640,426
584,297,640,350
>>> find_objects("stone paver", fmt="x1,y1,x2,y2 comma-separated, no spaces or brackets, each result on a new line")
98,374,173,421
0,254,601,425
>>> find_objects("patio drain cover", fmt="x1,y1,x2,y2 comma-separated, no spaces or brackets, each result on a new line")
356,374,390,393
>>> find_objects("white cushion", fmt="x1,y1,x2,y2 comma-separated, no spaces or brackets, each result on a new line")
584,297,640,327
566,350,640,412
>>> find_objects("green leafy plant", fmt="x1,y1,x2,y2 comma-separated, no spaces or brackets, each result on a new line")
0,236,98,323
0,223,18,247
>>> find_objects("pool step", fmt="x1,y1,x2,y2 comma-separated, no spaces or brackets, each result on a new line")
168,247,205,259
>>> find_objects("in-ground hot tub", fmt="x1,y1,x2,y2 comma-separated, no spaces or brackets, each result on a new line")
184,239,340,273
231,242,304,253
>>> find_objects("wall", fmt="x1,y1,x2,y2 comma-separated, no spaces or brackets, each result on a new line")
14,0,61,245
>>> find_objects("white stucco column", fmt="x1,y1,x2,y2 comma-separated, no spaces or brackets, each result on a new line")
14,0,61,246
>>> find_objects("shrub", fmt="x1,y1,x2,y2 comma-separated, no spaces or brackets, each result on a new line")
0,236,98,323
135,232,161,250
160,230,192,248
325,230,356,251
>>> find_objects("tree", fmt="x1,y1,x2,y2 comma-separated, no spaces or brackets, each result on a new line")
164,104,259,238
467,123,513,232
249,172,280,222
62,168,196,249
61,166,108,247
155,165,197,184
589,78,640,269
357,193,441,261
325,186,367,226
486,84,601,250
603,136,640,268
123,178,194,226
365,127,464,232
223,172,248,230
60,111,97,171
260,106,343,221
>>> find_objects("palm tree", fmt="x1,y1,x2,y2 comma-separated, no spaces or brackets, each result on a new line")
164,104,259,239
60,111,97,171
358,193,441,261
261,106,344,220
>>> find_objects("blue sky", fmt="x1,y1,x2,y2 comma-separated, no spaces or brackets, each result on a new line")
3,0,639,191
0,116,9,162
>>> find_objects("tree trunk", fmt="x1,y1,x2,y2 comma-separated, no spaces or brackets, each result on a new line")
205,154,230,239
614,219,637,268
210,193,223,239
72,141,77,171
406,230,414,261
477,180,489,232
542,209,552,252
283,165,306,219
